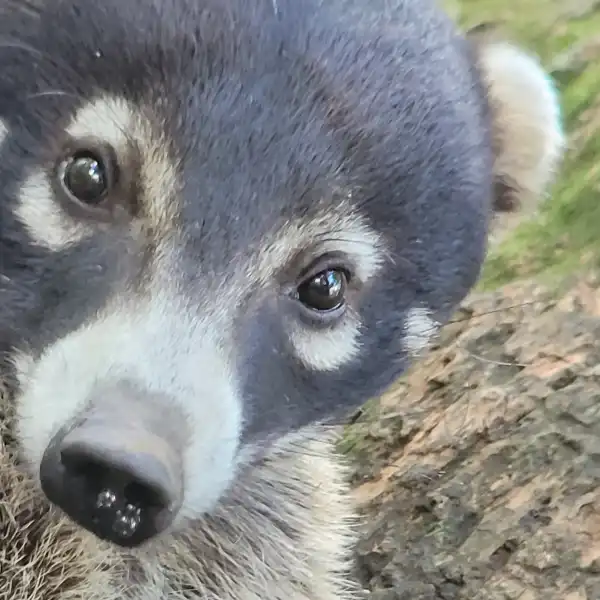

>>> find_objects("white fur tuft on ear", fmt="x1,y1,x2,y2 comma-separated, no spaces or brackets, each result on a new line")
475,41,565,215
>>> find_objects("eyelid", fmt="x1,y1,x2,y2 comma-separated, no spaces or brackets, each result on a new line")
292,293,348,329
296,251,355,285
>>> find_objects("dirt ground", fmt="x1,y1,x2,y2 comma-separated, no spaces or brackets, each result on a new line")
346,272,600,600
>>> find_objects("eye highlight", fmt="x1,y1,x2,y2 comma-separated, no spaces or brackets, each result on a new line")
297,268,348,313
58,148,113,207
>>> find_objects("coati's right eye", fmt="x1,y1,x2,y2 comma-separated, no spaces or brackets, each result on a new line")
297,268,348,312
59,149,112,206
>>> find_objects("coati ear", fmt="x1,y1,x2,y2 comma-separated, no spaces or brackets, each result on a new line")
468,26,565,215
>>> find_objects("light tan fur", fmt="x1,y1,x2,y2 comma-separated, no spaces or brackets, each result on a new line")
469,28,565,219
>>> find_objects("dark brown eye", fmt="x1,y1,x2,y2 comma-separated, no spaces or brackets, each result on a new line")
297,268,348,312
60,151,109,205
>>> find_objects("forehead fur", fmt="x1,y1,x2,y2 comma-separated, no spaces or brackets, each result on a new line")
12,90,388,282
0,0,491,236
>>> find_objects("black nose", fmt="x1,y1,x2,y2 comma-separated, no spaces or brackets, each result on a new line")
40,424,183,547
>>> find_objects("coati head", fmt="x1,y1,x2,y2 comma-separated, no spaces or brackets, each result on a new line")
0,0,563,548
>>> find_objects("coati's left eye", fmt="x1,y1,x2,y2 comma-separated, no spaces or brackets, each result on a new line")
297,268,348,312
59,150,111,206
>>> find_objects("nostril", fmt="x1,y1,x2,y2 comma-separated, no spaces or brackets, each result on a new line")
58,448,146,541
123,480,168,510
46,440,179,546
59,448,170,510
60,448,108,483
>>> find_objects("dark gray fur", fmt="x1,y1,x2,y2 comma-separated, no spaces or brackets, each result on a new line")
0,0,493,459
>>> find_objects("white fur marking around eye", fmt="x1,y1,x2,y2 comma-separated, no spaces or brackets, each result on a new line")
288,313,362,372
13,97,137,251
481,43,565,204
68,95,180,235
264,209,385,372
15,170,91,251
254,208,388,289
66,96,133,149
14,96,180,251
6,118,86,252
403,307,438,356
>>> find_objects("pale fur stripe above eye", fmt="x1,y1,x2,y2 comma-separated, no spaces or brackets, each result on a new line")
65,96,133,148
274,211,386,372
12,96,134,252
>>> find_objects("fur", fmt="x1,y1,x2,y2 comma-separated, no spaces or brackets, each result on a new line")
468,25,565,214
0,0,563,598
1,387,357,600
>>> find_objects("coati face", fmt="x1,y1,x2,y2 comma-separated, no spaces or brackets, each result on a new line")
0,0,563,547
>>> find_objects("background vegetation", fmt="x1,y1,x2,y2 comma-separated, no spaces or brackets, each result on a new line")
448,0,600,288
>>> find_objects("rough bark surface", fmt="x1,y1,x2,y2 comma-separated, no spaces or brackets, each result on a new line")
349,274,600,600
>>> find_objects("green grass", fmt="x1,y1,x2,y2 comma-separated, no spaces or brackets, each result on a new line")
447,0,600,288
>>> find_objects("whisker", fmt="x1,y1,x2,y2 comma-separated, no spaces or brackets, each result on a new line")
460,348,529,368
0,38,44,57
26,90,79,100
447,300,538,324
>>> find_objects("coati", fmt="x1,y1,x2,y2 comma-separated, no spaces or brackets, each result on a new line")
0,0,563,598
